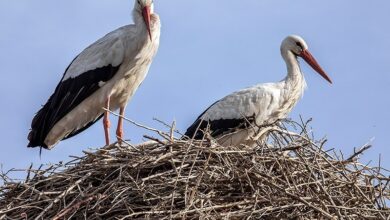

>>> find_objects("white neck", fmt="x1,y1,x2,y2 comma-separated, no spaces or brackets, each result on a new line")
282,49,306,86
132,9,144,27
280,49,307,102
282,50,300,79
132,6,160,40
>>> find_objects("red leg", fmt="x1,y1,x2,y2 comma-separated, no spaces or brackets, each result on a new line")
103,97,111,145
116,107,125,144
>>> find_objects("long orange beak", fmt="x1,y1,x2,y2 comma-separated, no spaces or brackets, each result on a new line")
300,50,332,84
142,6,152,40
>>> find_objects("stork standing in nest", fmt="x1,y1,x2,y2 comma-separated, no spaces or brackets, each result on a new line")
28,0,160,149
185,35,332,146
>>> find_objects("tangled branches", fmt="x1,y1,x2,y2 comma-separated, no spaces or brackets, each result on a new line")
0,120,389,219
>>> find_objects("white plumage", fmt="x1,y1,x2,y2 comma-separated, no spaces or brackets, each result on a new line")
63,32,126,81
28,0,160,149
185,35,332,146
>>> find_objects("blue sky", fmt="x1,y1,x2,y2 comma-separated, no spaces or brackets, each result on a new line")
0,1,389,179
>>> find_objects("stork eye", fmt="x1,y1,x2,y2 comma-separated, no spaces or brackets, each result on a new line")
296,42,303,49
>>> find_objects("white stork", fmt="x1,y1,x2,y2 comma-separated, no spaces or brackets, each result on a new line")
28,0,160,149
185,35,332,146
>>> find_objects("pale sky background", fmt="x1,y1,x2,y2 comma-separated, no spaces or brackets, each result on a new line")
0,1,389,180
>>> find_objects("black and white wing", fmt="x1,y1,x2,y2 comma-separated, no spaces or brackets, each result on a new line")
184,84,280,139
28,26,133,148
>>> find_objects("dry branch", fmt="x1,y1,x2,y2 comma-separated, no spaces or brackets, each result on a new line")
0,120,389,219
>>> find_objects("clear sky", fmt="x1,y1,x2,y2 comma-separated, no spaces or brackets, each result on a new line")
0,1,389,180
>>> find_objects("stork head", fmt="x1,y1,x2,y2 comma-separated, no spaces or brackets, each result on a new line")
282,35,332,84
134,0,154,40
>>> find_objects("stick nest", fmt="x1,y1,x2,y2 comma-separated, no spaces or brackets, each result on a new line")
1,120,389,219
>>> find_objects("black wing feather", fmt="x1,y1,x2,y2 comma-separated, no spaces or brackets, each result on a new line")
184,101,255,140
28,64,120,148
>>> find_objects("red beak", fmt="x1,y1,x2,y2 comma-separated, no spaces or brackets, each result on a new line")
142,6,152,40
300,50,332,84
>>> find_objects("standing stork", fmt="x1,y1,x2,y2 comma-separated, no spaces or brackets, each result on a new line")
185,35,332,146
28,0,160,149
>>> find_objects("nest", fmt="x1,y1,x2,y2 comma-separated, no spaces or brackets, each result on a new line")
0,119,389,219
